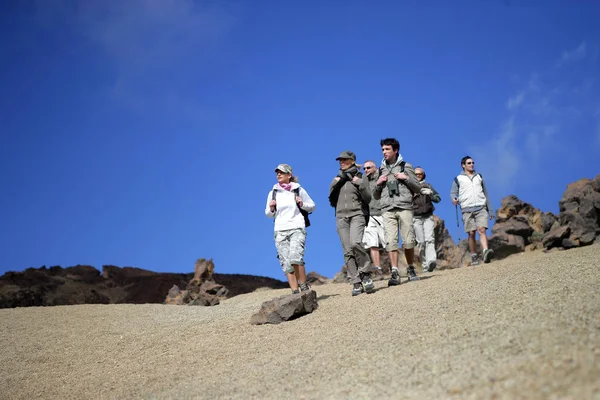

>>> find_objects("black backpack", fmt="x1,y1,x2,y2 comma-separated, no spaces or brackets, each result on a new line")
271,188,311,227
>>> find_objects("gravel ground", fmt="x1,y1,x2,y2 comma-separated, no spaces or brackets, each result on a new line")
1,244,599,399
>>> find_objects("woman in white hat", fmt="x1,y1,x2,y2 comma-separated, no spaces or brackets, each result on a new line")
265,164,316,294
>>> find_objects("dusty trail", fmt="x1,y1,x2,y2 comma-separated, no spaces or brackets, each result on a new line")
1,245,598,399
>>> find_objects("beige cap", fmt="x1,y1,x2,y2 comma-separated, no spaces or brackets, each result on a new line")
335,150,356,161
274,164,293,174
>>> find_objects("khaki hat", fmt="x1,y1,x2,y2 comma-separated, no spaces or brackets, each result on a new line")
335,151,356,161
274,164,293,174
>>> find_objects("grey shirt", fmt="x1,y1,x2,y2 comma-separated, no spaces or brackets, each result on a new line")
373,157,420,211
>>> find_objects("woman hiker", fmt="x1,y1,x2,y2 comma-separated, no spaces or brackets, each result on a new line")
265,164,316,294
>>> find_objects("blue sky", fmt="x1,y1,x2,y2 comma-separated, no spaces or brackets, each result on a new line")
1,0,599,280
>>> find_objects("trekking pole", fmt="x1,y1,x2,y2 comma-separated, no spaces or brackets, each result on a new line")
454,203,461,243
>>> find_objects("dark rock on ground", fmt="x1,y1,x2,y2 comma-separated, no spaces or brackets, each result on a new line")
488,233,526,260
163,259,223,307
432,215,463,269
250,290,318,325
493,215,534,238
561,238,580,250
487,196,550,260
558,174,600,247
541,212,558,233
496,195,546,234
543,226,571,249
306,272,329,285
332,266,348,283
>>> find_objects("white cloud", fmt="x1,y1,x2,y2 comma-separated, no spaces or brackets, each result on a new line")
556,41,587,68
524,124,559,160
506,91,524,110
32,0,236,113
475,42,599,192
470,117,520,191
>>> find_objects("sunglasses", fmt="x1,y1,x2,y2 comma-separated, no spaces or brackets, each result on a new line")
364,166,375,170
415,173,424,176
466,162,475,165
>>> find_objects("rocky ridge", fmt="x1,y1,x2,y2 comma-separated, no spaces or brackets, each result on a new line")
0,260,288,309
1,174,598,307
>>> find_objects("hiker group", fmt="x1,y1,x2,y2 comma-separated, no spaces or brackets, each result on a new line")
265,138,495,295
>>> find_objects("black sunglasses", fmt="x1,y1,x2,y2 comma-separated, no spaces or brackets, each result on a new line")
466,162,475,165
364,166,375,170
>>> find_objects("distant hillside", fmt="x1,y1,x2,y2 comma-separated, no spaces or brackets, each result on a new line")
0,265,288,308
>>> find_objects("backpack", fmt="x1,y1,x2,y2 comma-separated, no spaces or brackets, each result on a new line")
272,188,311,227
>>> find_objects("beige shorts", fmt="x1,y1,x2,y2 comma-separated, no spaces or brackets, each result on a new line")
462,208,489,232
362,216,386,249
382,208,416,251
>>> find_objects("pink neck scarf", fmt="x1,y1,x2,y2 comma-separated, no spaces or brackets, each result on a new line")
278,183,293,191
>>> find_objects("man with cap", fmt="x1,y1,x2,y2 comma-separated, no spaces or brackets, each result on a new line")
329,150,375,296
373,138,422,285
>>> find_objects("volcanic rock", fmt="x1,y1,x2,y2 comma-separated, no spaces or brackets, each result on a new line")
250,290,318,325
558,174,600,247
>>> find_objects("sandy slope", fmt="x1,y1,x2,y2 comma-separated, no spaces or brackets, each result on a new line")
1,245,599,399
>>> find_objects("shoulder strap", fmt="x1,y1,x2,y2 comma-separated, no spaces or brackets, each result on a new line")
400,161,405,172
271,189,277,211
292,187,311,227
478,173,487,192
293,187,303,210
454,177,459,189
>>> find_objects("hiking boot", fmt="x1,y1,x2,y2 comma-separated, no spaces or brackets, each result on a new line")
352,282,364,296
407,266,420,281
471,254,480,266
299,282,311,292
428,261,437,273
361,272,375,294
291,289,300,294
388,269,401,286
482,248,494,264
